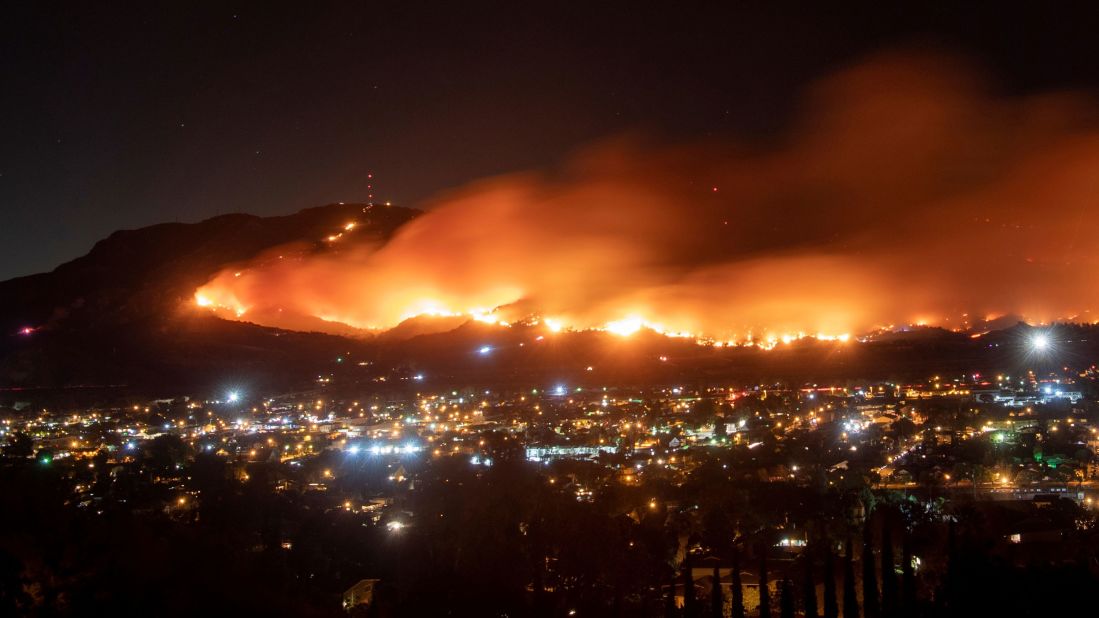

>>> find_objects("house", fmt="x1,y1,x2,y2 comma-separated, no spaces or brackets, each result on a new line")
343,578,380,612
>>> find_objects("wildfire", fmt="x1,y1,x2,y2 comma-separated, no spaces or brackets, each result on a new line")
192,51,1099,344
193,287,854,349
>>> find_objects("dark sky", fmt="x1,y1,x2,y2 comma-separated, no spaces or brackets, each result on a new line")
3,2,1099,280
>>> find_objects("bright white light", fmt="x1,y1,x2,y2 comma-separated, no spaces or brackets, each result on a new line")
227,391,240,403
605,316,643,337
1031,334,1050,351
387,521,404,532
348,445,360,455
478,346,492,355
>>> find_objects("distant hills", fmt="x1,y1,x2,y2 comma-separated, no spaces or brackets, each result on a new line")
1,204,1096,399
0,204,415,394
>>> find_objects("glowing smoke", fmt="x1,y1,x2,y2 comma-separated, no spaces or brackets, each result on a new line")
195,51,1099,342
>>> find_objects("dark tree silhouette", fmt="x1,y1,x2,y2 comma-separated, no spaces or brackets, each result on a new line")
667,570,679,618
780,577,795,618
823,544,838,618
879,516,898,617
843,538,859,618
731,546,745,618
943,520,958,617
862,518,879,618
712,565,723,618
804,548,819,618
758,550,771,618
901,533,915,617
683,553,697,618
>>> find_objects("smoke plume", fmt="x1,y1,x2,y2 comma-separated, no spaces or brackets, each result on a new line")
195,51,1099,342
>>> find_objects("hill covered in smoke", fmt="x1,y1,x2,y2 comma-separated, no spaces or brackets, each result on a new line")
196,50,1099,341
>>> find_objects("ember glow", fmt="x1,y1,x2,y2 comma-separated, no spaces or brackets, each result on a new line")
195,52,1099,343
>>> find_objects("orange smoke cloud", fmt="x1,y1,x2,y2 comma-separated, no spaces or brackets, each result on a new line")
195,50,1099,341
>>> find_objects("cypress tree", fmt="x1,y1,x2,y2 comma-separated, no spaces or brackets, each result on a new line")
843,538,859,618
780,578,795,618
944,520,958,617
901,532,915,618
712,565,724,618
862,519,880,618
823,544,838,618
731,546,745,618
683,554,697,618
758,551,771,618
879,517,898,617
804,549,819,618
666,570,679,618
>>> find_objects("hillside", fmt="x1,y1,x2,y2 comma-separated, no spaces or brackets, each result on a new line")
0,204,418,391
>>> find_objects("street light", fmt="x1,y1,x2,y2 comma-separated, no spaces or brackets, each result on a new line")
1031,334,1050,351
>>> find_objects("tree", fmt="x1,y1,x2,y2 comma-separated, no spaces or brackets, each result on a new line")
843,538,859,618
879,516,898,617
943,520,959,617
862,519,880,618
804,549,819,618
683,553,697,618
145,433,188,472
758,551,771,618
712,565,724,618
780,578,795,618
3,432,33,459
703,507,734,558
666,570,679,618
731,546,745,618
823,544,838,618
901,532,915,617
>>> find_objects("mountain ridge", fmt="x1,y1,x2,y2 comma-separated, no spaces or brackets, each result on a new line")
1,203,1096,395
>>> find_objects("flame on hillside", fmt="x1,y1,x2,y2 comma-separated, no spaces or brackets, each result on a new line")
195,51,1099,345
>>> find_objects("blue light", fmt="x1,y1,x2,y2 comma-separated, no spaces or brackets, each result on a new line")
348,445,360,455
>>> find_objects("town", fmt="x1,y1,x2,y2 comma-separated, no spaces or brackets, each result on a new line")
4,352,1098,616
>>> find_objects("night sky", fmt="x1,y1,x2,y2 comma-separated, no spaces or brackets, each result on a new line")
3,3,1099,281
